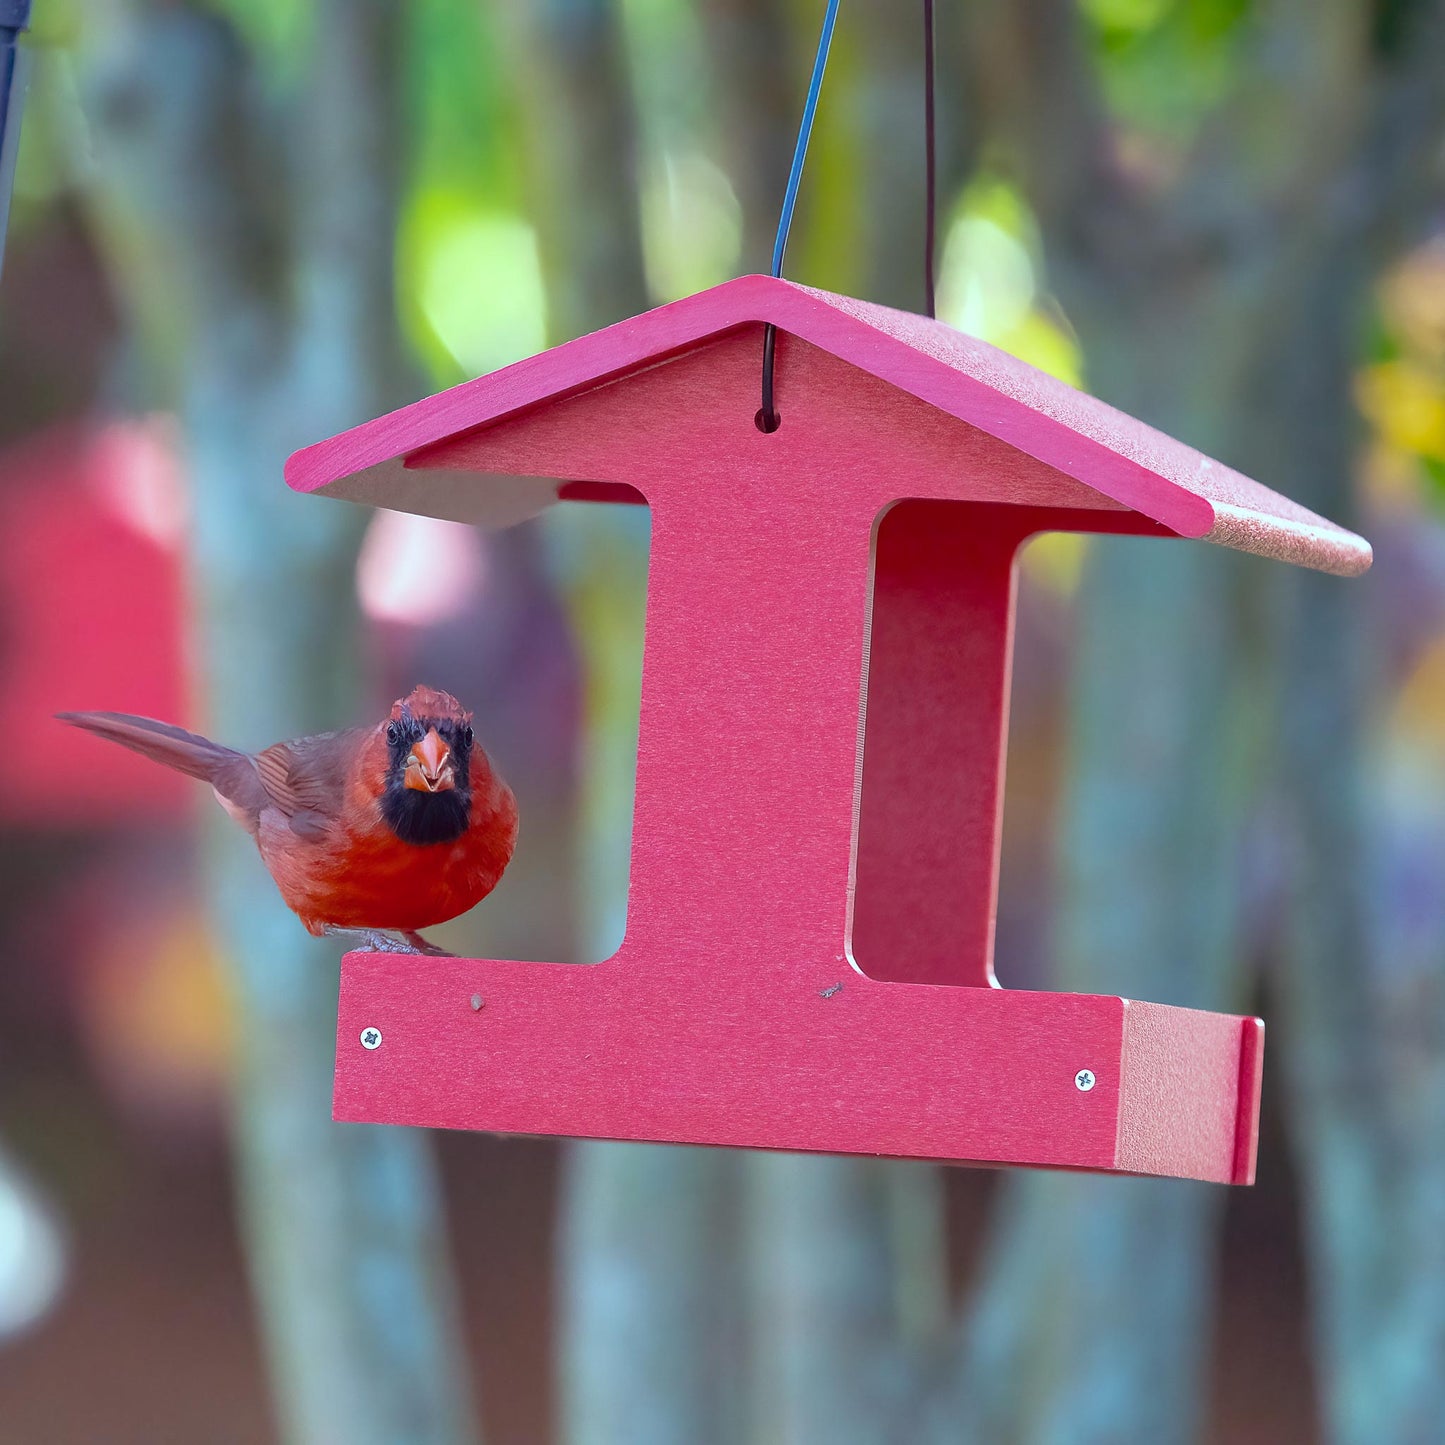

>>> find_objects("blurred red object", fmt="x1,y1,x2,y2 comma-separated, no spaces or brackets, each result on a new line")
0,419,190,823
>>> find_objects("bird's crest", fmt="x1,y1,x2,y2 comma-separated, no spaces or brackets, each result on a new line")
391,684,472,727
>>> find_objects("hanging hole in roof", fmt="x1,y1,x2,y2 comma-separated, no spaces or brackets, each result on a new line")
754,408,781,434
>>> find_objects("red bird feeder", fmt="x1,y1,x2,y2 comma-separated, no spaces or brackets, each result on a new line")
288,275,1370,1185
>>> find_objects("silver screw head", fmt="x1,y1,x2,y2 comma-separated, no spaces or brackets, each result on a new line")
1075,1068,1096,1092
360,1027,382,1050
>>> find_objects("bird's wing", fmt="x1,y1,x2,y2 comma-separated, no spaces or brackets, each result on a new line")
252,729,367,839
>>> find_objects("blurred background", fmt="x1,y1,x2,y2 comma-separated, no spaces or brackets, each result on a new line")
0,1,1442,1442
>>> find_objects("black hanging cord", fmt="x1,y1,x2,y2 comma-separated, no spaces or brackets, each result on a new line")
757,0,840,433
924,0,937,319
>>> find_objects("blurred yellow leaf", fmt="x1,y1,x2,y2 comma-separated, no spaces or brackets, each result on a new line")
1380,242,1445,366
79,908,233,1115
398,191,547,383
1360,440,1429,508
937,176,1085,389
640,152,742,303
1081,0,1173,32
1021,532,1090,595
1355,360,1445,462
1396,635,1445,759
995,311,1085,389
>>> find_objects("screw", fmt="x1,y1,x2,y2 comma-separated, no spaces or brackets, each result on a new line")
470,994,484,1012
1075,1068,1096,1092
360,1027,382,1050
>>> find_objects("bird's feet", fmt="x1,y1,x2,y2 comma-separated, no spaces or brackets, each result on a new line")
321,926,452,956
401,930,455,957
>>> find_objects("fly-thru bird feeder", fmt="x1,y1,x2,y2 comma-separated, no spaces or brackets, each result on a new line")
288,275,1370,1185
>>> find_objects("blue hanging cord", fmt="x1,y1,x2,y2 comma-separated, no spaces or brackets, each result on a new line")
757,0,841,433
0,0,34,287
770,0,840,281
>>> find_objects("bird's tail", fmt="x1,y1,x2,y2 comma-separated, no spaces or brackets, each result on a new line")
57,710,244,785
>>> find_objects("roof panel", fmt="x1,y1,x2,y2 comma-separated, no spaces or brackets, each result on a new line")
286,274,1370,576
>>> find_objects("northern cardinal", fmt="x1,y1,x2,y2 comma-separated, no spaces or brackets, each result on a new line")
59,685,517,953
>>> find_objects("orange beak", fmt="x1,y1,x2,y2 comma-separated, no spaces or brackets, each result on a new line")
404,727,455,792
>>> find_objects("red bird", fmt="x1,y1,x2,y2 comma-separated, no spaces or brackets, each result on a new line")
59,685,518,954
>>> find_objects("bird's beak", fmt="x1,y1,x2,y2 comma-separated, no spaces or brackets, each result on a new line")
405,728,455,792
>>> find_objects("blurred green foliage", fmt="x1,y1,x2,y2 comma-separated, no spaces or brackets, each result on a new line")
1084,0,1252,140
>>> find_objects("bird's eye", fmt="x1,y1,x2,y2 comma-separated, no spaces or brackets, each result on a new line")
386,722,400,746
460,724,474,750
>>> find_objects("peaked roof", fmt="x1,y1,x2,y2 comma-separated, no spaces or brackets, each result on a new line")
286,274,1370,576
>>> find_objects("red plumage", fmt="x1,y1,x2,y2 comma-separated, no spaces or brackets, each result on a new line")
59,685,518,947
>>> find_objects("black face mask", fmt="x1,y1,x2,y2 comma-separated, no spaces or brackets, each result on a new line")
379,713,473,846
